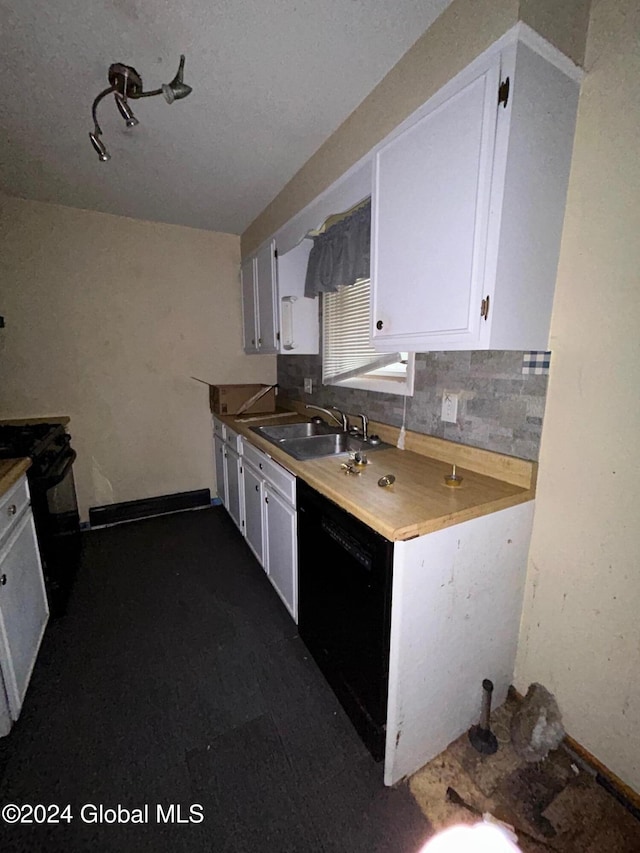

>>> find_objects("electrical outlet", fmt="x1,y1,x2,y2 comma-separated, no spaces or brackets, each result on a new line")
304,377,313,394
441,391,459,423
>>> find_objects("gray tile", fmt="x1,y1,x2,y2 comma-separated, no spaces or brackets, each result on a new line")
277,346,548,460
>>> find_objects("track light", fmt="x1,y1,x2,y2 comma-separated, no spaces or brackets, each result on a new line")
161,55,193,104
89,54,192,162
115,94,139,128
88,131,111,162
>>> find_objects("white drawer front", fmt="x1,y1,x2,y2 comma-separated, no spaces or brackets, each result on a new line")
241,441,296,505
242,440,269,474
0,475,30,545
262,456,296,506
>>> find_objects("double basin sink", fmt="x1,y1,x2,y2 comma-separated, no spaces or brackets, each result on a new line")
250,421,389,461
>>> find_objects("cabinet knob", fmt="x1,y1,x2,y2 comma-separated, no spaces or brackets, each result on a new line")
265,496,269,504
376,320,383,330
251,338,255,346
255,485,259,492
7,504,17,517
259,463,263,470
0,574,6,586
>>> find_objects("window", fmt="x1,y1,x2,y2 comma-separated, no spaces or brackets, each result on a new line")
323,279,415,396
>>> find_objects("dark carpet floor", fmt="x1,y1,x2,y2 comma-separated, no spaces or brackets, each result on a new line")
0,507,431,852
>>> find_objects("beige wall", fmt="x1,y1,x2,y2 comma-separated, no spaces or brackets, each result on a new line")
515,0,640,791
519,0,591,66
242,0,519,257
241,0,591,257
0,196,276,519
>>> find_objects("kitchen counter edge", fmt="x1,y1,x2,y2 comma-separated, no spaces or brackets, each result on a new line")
0,459,32,498
217,413,535,542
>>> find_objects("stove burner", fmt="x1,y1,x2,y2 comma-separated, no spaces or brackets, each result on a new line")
0,423,65,460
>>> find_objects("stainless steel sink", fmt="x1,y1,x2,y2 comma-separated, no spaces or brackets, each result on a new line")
250,421,390,461
253,422,337,441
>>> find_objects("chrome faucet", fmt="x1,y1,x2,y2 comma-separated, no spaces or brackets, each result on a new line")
305,404,348,431
358,413,369,442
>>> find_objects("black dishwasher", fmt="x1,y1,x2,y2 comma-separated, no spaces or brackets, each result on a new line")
297,479,394,760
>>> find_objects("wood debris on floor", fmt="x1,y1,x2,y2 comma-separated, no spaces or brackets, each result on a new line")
409,697,640,852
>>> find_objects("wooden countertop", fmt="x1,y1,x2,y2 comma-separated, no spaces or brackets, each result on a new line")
0,459,31,497
0,416,70,426
220,411,536,542
0,418,69,498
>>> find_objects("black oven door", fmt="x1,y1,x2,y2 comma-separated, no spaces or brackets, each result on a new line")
29,449,81,615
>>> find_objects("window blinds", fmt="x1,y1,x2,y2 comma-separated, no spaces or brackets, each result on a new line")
323,279,400,383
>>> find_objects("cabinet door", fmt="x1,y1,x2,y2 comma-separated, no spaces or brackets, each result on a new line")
241,257,259,354
243,462,265,568
371,59,500,351
264,486,297,622
214,436,227,507
225,448,243,532
0,511,49,719
255,240,278,354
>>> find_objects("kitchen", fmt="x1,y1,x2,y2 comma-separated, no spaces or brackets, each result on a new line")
0,0,639,849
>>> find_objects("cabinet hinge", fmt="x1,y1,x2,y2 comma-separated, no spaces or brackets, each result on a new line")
498,77,510,108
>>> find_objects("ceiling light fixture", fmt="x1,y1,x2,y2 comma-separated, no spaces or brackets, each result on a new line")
114,93,139,128
89,54,193,162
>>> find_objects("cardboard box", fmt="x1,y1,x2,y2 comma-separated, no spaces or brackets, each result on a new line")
209,384,276,416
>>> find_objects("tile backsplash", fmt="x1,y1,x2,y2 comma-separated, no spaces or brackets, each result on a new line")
277,350,549,460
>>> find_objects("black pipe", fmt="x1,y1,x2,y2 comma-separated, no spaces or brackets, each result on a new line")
468,678,498,755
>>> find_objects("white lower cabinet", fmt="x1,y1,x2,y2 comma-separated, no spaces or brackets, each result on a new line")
213,417,244,532
213,419,299,622
243,461,265,566
0,476,49,734
264,486,297,621
239,441,298,623
214,435,227,507
225,447,243,532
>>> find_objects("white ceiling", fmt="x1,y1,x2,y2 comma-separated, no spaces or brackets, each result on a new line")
0,0,453,235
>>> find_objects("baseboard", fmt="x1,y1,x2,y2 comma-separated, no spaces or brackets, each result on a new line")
507,686,640,817
89,489,211,528
563,735,640,821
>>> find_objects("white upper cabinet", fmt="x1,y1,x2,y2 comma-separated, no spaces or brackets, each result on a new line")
241,256,259,354
371,36,580,352
242,240,277,354
255,239,279,353
241,238,319,355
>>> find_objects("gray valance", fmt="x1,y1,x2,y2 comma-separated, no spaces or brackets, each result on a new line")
304,199,371,298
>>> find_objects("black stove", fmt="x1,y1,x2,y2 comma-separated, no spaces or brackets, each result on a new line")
0,422,66,464
0,422,81,616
